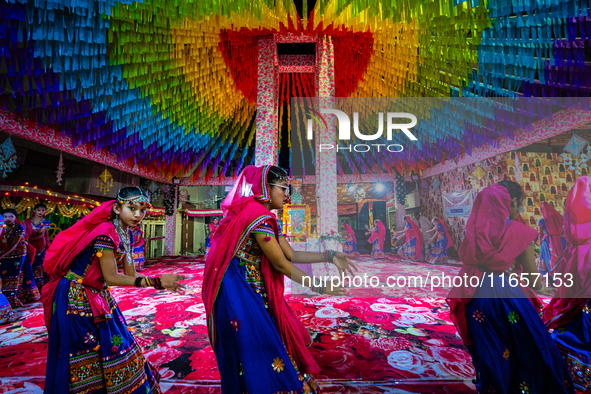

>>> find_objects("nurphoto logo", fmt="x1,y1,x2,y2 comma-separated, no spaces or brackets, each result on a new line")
305,108,418,153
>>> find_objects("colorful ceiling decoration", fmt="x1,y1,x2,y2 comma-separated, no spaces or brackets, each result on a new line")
1,0,590,181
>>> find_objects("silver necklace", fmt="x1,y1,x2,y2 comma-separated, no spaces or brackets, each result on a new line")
114,218,132,266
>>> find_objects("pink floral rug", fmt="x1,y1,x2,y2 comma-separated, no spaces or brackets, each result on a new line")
0,256,477,393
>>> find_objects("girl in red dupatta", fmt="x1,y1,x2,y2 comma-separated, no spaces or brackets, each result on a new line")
204,217,219,257
42,187,185,394
543,176,591,393
0,213,14,324
0,208,40,306
341,222,360,257
365,219,386,259
24,203,51,289
393,216,424,261
426,217,452,264
447,181,573,394
202,165,356,394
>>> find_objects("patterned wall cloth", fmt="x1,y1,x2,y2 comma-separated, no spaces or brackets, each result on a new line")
419,150,585,257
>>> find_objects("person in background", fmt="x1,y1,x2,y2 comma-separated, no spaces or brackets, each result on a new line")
131,225,146,271
540,202,566,275
203,165,357,394
0,208,40,307
393,216,424,262
341,222,360,257
543,176,591,394
365,219,386,259
204,217,220,258
0,213,14,324
42,186,185,394
414,212,433,255
537,214,553,275
426,217,452,265
24,203,51,290
447,181,572,394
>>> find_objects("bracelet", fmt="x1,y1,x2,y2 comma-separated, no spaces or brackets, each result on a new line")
145,277,152,287
151,276,164,290
134,277,144,288
323,250,336,264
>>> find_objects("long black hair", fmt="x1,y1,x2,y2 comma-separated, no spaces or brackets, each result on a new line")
33,203,47,210
497,180,524,207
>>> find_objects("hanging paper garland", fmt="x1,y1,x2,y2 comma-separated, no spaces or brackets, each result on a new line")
564,134,589,157
561,145,591,176
56,153,65,185
395,175,407,205
146,181,161,200
96,169,114,195
163,184,178,216
0,137,19,178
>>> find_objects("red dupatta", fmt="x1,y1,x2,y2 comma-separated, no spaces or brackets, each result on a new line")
24,218,50,253
435,217,453,250
544,176,591,329
344,223,357,244
41,201,119,331
541,202,565,267
368,220,385,250
405,216,424,259
202,166,320,375
515,214,527,225
0,217,36,259
446,185,538,345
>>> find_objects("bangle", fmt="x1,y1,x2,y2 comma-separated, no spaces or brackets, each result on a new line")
134,277,143,288
145,277,152,287
151,276,164,290
324,250,336,264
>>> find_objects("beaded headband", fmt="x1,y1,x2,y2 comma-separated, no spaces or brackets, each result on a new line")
269,169,291,183
117,187,152,209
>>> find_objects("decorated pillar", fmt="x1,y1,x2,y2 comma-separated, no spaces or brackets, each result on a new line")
315,36,338,236
164,184,178,256
255,38,279,166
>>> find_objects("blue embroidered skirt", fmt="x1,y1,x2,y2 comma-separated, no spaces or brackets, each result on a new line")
538,237,552,274
552,300,591,393
397,237,418,261
213,257,315,394
1,255,25,308
45,278,161,394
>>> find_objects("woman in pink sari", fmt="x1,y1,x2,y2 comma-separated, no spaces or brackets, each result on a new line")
202,166,357,394
365,219,385,259
394,216,424,261
447,181,573,394
543,176,591,393
42,187,185,394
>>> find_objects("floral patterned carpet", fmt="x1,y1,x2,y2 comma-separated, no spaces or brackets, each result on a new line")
0,254,478,393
